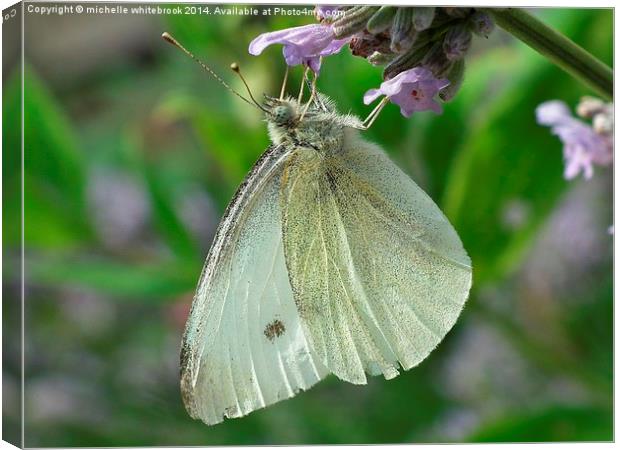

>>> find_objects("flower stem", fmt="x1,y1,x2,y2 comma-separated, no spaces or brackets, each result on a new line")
486,8,613,100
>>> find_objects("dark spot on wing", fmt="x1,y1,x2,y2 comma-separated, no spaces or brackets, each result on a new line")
264,319,286,341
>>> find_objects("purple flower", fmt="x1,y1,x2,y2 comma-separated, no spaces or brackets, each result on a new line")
248,23,349,74
363,67,449,116
536,100,613,180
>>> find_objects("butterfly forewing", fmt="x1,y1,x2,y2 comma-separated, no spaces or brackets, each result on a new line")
181,146,328,426
280,136,472,385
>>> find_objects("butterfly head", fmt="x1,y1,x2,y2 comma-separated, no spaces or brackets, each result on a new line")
263,95,316,128
263,94,363,150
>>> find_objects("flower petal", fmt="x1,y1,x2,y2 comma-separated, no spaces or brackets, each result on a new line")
319,37,349,56
428,100,443,114
363,88,382,105
536,100,572,126
249,24,332,56
537,99,613,180
369,66,448,116
399,103,414,118
282,45,304,67
249,23,349,73
307,57,322,74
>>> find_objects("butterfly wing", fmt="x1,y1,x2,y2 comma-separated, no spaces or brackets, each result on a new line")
181,146,328,425
280,134,472,384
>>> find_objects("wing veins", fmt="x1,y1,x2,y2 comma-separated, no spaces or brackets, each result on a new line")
328,252,367,377
223,337,243,417
333,160,471,271
329,179,402,363
316,188,340,367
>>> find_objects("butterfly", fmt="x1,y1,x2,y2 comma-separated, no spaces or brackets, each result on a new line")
163,33,472,426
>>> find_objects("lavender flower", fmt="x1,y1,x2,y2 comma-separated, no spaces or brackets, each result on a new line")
536,100,613,180
248,23,349,74
469,11,495,38
364,67,449,116
247,7,496,111
576,96,614,135
443,24,472,61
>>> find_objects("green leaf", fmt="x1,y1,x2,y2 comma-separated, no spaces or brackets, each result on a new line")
28,257,198,301
468,406,612,442
23,66,93,247
117,123,200,261
24,67,87,211
441,9,612,284
191,109,267,203
3,70,22,246
142,161,201,260
562,274,613,388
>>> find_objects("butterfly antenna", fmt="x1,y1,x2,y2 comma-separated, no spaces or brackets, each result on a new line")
229,63,268,112
161,32,266,113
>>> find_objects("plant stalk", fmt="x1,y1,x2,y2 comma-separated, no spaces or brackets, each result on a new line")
487,8,613,100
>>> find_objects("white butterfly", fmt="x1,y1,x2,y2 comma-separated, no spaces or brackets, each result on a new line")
179,90,472,425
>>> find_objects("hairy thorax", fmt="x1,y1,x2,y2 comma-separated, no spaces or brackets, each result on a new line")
265,95,363,156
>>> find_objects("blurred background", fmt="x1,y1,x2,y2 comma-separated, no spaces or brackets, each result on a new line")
2,4,613,446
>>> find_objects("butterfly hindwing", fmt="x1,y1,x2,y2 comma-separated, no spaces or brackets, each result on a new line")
181,146,328,426
280,134,472,384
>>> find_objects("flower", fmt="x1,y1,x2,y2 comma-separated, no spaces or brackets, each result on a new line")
576,96,608,119
363,67,449,116
443,24,472,61
248,23,349,74
536,100,613,180
469,11,495,38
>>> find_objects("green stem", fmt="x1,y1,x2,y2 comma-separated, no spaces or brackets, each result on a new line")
487,8,613,100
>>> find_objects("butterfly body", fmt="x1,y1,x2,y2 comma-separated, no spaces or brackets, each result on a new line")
181,93,472,425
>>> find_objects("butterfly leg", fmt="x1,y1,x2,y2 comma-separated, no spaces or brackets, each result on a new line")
298,66,310,103
361,97,390,129
279,66,289,100
300,73,318,121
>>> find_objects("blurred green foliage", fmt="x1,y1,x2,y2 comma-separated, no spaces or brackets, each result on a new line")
3,6,612,446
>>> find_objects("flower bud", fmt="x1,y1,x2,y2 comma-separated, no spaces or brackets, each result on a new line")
422,42,452,78
439,58,465,102
366,6,397,34
443,24,472,61
468,11,495,38
333,6,380,39
428,9,455,28
383,43,430,79
350,31,392,58
390,8,416,53
411,7,435,31
443,7,472,18
576,96,607,118
593,111,613,135
368,51,395,66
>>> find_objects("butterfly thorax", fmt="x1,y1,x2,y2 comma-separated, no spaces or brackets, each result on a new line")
265,94,362,155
